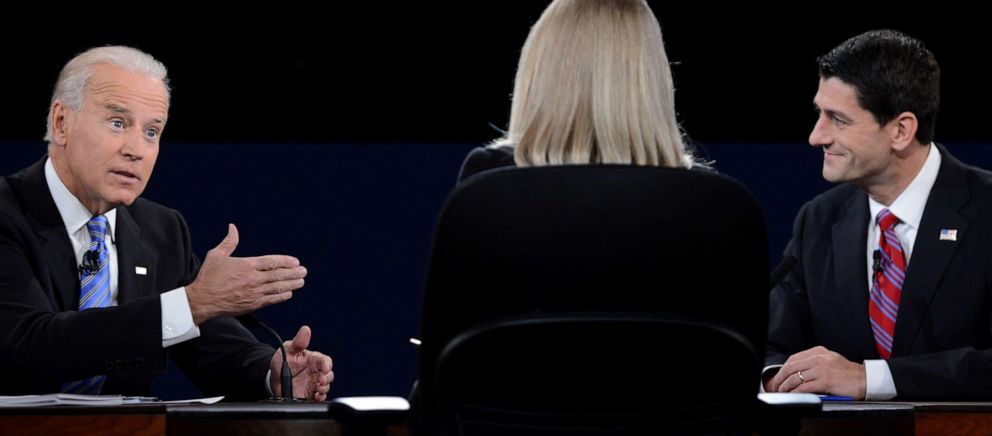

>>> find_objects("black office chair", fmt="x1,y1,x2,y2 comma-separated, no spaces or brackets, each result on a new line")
416,165,769,435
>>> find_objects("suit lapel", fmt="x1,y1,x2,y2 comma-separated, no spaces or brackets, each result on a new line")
831,191,879,358
14,159,80,311
891,147,970,356
114,207,156,305
38,227,79,311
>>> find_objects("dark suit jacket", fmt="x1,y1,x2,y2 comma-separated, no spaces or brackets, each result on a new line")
768,145,992,400
0,158,274,399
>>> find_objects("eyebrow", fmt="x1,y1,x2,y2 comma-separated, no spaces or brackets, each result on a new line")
105,103,130,115
813,103,851,122
104,103,167,125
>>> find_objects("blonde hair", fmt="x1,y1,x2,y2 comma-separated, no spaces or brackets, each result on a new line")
44,46,170,143
494,0,691,168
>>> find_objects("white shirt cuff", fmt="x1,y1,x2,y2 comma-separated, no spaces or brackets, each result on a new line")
759,364,783,392
160,287,201,347
864,359,897,400
266,369,274,397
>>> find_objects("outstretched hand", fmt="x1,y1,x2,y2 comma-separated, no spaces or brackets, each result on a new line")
186,224,307,324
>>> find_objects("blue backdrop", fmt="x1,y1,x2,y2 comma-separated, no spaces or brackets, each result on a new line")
4,141,992,399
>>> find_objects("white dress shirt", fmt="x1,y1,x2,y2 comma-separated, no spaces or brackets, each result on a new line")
861,143,941,400
44,158,200,347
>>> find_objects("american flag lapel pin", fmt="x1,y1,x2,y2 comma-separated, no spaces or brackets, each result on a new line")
939,229,957,241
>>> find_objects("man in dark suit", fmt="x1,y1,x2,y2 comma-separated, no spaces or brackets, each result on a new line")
0,46,333,400
765,30,992,400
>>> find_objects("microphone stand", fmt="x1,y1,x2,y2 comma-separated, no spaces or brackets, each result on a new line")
236,314,299,402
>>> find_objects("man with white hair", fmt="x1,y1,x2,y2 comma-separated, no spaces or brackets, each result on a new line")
0,46,333,400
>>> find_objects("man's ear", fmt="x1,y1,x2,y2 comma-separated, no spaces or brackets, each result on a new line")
50,101,70,147
889,111,919,152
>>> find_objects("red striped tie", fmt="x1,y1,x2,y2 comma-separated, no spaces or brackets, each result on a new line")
868,208,905,359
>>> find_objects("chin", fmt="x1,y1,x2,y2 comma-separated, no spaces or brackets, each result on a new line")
821,170,845,184
822,167,836,182
108,191,143,207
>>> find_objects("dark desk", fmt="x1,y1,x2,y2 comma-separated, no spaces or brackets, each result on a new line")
0,402,407,436
901,402,992,435
4,401,992,435
760,401,992,435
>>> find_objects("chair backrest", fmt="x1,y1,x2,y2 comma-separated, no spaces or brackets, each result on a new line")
437,314,759,435
417,165,769,435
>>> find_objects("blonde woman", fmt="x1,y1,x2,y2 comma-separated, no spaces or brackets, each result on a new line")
458,0,700,182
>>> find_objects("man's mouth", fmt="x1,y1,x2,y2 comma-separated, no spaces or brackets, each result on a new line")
109,170,140,181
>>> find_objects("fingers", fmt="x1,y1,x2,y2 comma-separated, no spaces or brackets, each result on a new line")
773,350,865,398
258,266,307,284
777,369,811,392
287,326,312,353
210,223,240,258
283,349,333,402
303,353,333,377
235,276,303,313
770,346,831,391
313,375,332,401
775,360,812,392
250,255,302,271
246,264,306,299
315,371,332,390
769,366,794,392
256,278,306,296
188,226,310,321
312,365,334,402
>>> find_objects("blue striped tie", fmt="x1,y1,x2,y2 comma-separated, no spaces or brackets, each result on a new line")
63,215,111,394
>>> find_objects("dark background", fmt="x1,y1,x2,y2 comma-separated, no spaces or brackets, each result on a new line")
2,7,989,145
2,6,991,399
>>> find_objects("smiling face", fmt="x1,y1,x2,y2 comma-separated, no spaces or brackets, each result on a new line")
809,77,896,188
49,63,169,215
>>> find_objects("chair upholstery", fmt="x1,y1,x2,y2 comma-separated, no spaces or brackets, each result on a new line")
416,165,769,435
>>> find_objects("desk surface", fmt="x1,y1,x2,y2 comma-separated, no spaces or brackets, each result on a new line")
0,402,405,436
764,401,992,436
5,401,992,436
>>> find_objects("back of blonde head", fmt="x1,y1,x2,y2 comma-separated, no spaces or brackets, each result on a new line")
497,0,689,167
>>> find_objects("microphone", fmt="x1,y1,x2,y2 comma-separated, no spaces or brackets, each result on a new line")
769,255,797,291
236,314,297,402
873,250,883,274
79,250,100,275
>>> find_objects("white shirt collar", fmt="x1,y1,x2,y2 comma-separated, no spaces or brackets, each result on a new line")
868,143,941,230
44,157,117,242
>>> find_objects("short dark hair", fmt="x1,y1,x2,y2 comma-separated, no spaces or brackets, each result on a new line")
817,29,940,144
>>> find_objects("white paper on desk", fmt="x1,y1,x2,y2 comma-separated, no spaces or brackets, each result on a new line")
0,394,123,407
331,396,410,411
156,396,225,404
757,392,822,405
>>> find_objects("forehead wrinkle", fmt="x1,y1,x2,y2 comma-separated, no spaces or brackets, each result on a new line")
87,85,169,122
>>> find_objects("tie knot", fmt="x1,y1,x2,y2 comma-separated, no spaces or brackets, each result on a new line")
877,208,900,231
86,215,110,244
